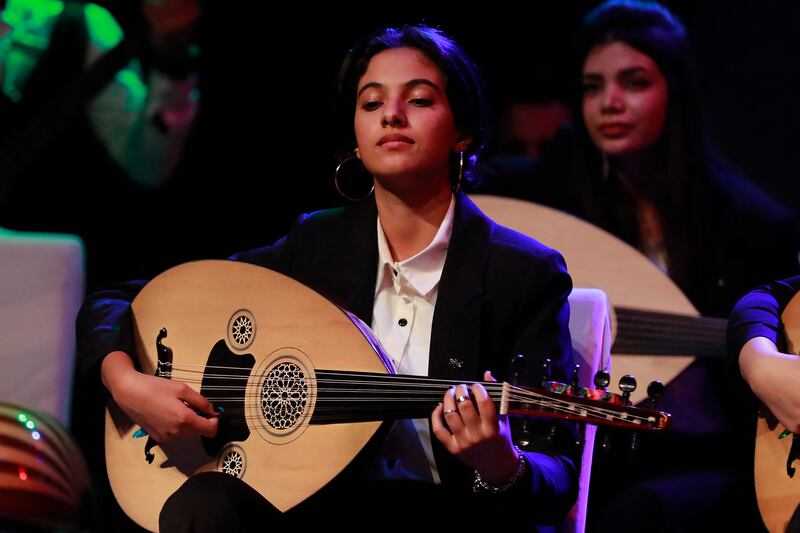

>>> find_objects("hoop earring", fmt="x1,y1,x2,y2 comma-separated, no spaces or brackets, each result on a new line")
334,156,374,202
453,151,465,193
601,151,610,181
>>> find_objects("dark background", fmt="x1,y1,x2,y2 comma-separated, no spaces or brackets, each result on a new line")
26,1,800,288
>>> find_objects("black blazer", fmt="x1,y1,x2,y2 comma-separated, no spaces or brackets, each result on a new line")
77,193,578,524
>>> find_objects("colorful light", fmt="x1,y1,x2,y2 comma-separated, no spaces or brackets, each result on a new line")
18,467,27,481
17,413,28,423
31,431,41,441
84,3,124,49
25,420,35,430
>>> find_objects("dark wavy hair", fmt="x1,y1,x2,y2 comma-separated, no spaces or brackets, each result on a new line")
334,24,490,189
580,0,690,81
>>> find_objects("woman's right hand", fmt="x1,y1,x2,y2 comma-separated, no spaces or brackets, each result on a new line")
740,336,800,433
101,351,219,442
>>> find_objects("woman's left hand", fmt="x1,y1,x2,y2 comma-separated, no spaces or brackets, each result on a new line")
432,370,523,486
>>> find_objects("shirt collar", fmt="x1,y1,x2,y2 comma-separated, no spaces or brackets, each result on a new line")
374,195,455,298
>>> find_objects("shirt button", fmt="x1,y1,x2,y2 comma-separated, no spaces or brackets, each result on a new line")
398,318,408,327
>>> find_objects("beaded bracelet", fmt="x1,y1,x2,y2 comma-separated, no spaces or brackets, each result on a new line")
472,445,528,494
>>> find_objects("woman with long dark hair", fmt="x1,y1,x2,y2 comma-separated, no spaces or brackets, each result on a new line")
476,1,798,530
565,2,798,530
571,1,797,317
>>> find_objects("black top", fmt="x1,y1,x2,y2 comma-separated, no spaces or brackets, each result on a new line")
728,275,800,356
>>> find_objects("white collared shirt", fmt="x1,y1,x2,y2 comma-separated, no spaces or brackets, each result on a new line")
369,195,455,484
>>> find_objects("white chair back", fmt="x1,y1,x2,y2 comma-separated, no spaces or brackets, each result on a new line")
0,228,84,424
564,287,612,533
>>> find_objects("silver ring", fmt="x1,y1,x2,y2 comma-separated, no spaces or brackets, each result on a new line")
456,394,469,404
444,408,458,415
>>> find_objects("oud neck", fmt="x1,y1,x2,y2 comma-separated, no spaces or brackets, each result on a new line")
310,370,499,424
613,307,728,359
308,370,670,431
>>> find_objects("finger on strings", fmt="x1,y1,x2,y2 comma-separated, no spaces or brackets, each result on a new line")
178,384,218,417
471,381,498,428
442,386,465,433
455,384,480,427
185,409,219,438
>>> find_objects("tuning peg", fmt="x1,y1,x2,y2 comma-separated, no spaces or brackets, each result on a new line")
647,380,665,409
593,370,611,391
509,354,526,386
571,363,581,391
540,358,552,387
618,374,637,405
